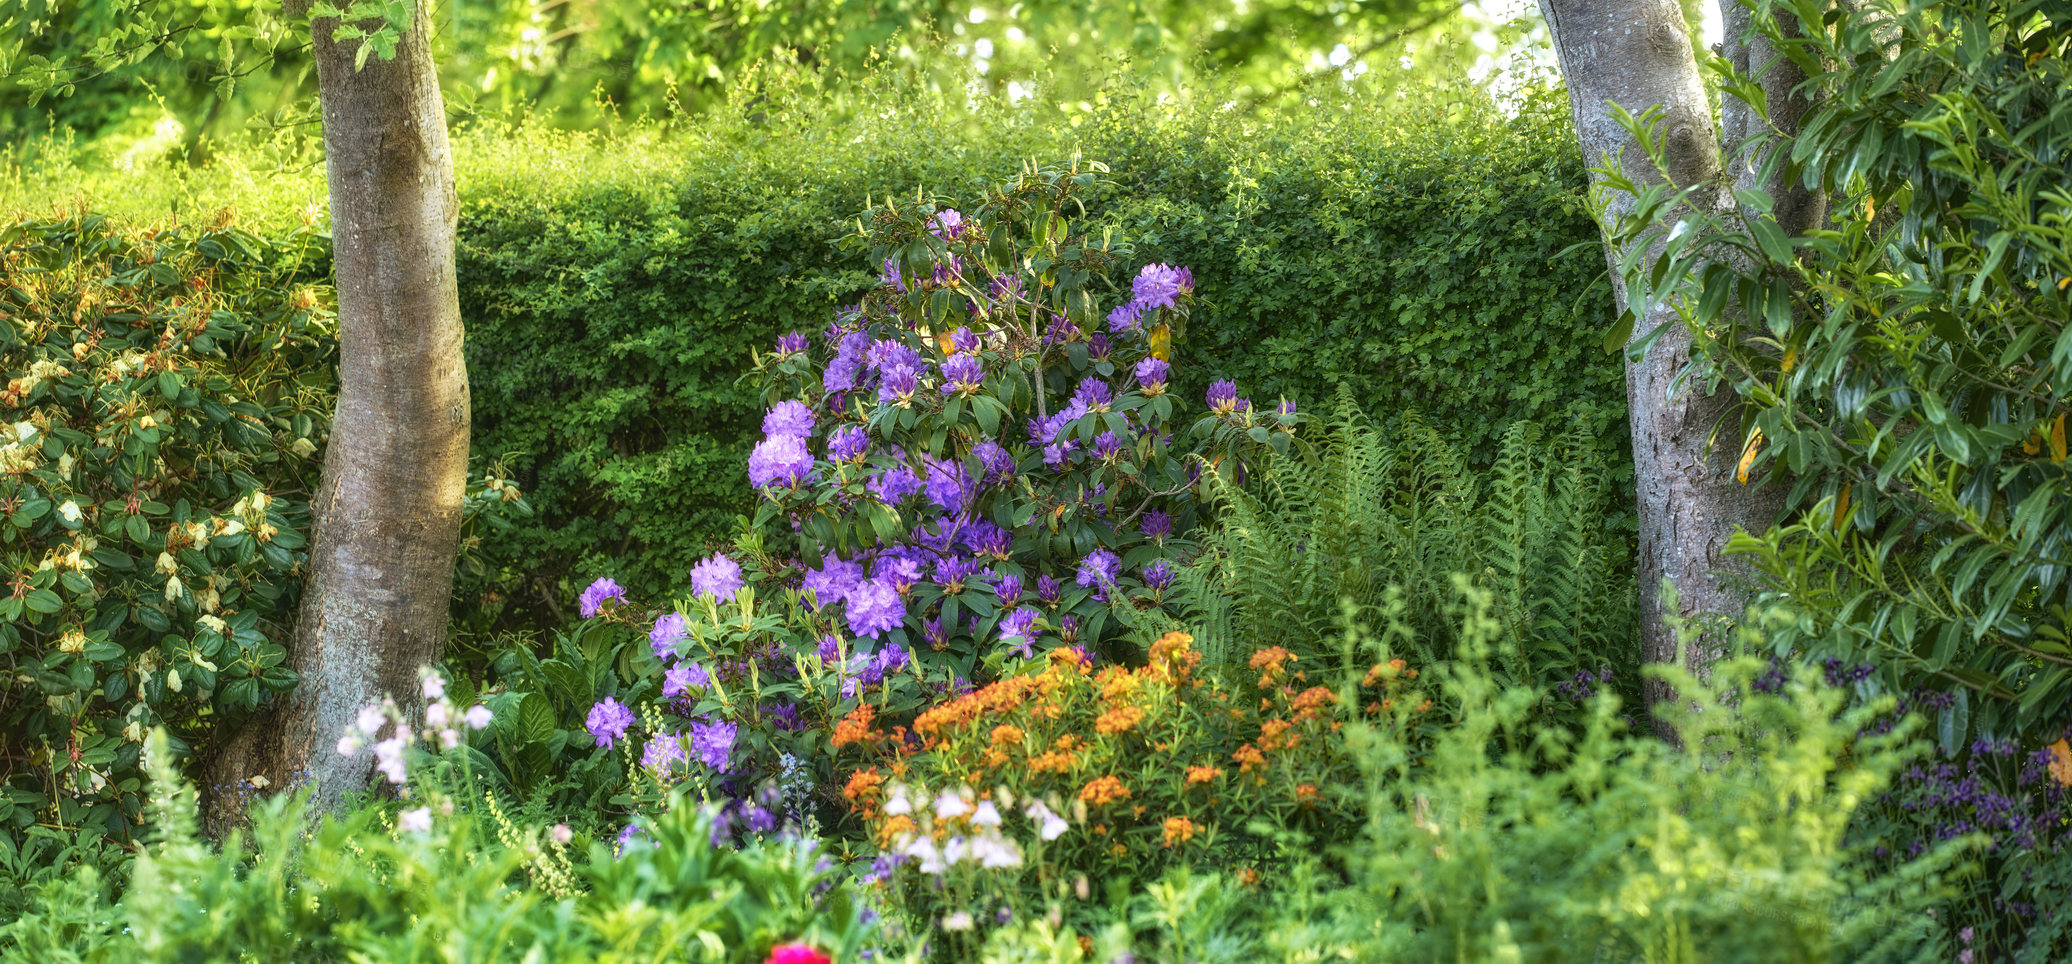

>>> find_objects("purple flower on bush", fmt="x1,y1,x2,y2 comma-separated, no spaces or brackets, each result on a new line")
662,662,710,698
650,612,689,661
616,822,646,854
990,273,1024,303
1042,441,1076,470
866,339,922,374
874,642,911,675
999,608,1040,658
763,400,816,438
641,733,687,772
1276,398,1298,418
950,326,981,354
1131,263,1193,310
1094,431,1126,460
586,698,635,748
1143,560,1175,592
1073,377,1114,412
931,209,967,240
878,365,920,405
975,439,1015,481
845,579,905,639
1135,357,1169,394
994,572,1024,606
880,257,906,293
748,436,814,490
1028,411,1072,446
1042,314,1075,346
1088,332,1112,362
578,577,627,618
934,555,980,593
803,552,863,605
1205,379,1240,415
923,456,973,512
827,426,870,463
962,519,1013,559
690,553,744,600
924,617,948,649
1077,548,1121,589
941,354,985,395
1141,510,1172,541
875,551,925,592
1037,573,1063,606
824,331,869,393
775,330,809,355
817,635,843,663
869,466,923,504
689,719,738,772
1107,302,1143,334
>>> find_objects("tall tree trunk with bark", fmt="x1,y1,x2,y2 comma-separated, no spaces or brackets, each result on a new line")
1538,0,1820,731
205,1,469,821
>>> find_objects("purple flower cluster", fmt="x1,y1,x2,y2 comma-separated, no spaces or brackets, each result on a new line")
650,612,688,661
763,400,816,439
1205,379,1243,415
1106,263,1194,333
1556,665,1614,702
1077,548,1121,590
844,579,905,638
690,553,744,600
587,697,635,748
662,661,710,698
688,718,738,772
578,577,627,618
748,435,813,490
1135,357,1169,394
827,425,870,462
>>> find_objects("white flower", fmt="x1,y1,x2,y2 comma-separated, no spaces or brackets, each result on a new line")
935,791,972,821
550,823,573,845
372,736,409,784
57,500,80,524
942,912,974,932
975,833,1024,869
464,704,493,730
398,807,432,833
438,728,460,750
884,787,912,816
336,734,361,757
1026,800,1069,841
902,837,945,875
971,800,1002,828
196,614,227,634
943,836,968,865
356,705,387,735
425,701,452,728
421,673,446,701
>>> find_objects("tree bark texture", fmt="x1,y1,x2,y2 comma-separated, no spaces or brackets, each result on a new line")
1537,0,1789,731
205,2,468,822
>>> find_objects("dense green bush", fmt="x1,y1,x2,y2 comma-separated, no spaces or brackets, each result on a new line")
0,214,328,908
450,78,1621,611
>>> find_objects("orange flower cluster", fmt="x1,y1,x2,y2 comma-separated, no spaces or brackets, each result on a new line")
1162,816,1197,847
831,703,879,749
1078,775,1130,806
842,768,885,817
1094,704,1146,735
1148,631,1202,683
1249,646,1297,688
1363,657,1417,687
1232,743,1266,773
1185,765,1223,785
912,675,1042,745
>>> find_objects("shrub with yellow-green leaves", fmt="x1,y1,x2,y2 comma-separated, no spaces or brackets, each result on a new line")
0,213,330,874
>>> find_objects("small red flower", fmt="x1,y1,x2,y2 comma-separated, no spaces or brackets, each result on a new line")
766,943,833,964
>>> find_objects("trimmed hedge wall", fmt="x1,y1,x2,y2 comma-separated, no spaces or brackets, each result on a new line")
452,83,1623,610
7,80,1624,614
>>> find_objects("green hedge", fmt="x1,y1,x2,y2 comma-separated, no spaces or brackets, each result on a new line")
452,82,1622,608
7,79,1623,612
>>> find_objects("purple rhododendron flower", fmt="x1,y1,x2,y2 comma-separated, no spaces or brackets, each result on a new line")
1073,377,1113,411
875,642,910,676
1094,431,1125,460
763,400,816,438
1042,440,1078,470
994,572,1024,606
990,273,1024,302
961,519,1012,559
1077,548,1121,588
1107,302,1143,334
1141,509,1173,541
923,456,973,512
641,733,687,772
869,466,924,504
662,662,710,698
845,579,905,638
587,697,635,748
867,339,923,373
931,209,966,240
1276,398,1298,417
950,326,981,354
578,577,627,618
924,617,947,648
616,822,646,853
1131,263,1193,310
748,436,814,490
1135,357,1169,392
650,612,689,661
690,553,744,600
775,331,809,354
803,552,864,606
1205,379,1239,414
974,439,1015,481
817,635,843,664
1088,332,1112,361
880,257,906,293
941,354,984,394
824,332,870,393
1144,560,1175,592
999,608,1039,658
935,555,980,592
1037,573,1063,606
1042,314,1075,346
826,425,870,462
1028,411,1072,446
689,719,738,772
878,365,920,404
875,554,925,593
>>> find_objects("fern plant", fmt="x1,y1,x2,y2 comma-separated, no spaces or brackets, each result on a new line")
1170,389,1634,694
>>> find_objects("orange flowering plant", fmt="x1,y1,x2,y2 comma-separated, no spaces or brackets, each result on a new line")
835,630,1430,942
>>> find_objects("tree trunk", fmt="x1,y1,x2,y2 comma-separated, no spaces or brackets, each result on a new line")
1537,0,1789,732
205,1,468,823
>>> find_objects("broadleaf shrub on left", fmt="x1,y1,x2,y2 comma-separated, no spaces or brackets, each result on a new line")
0,213,330,898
